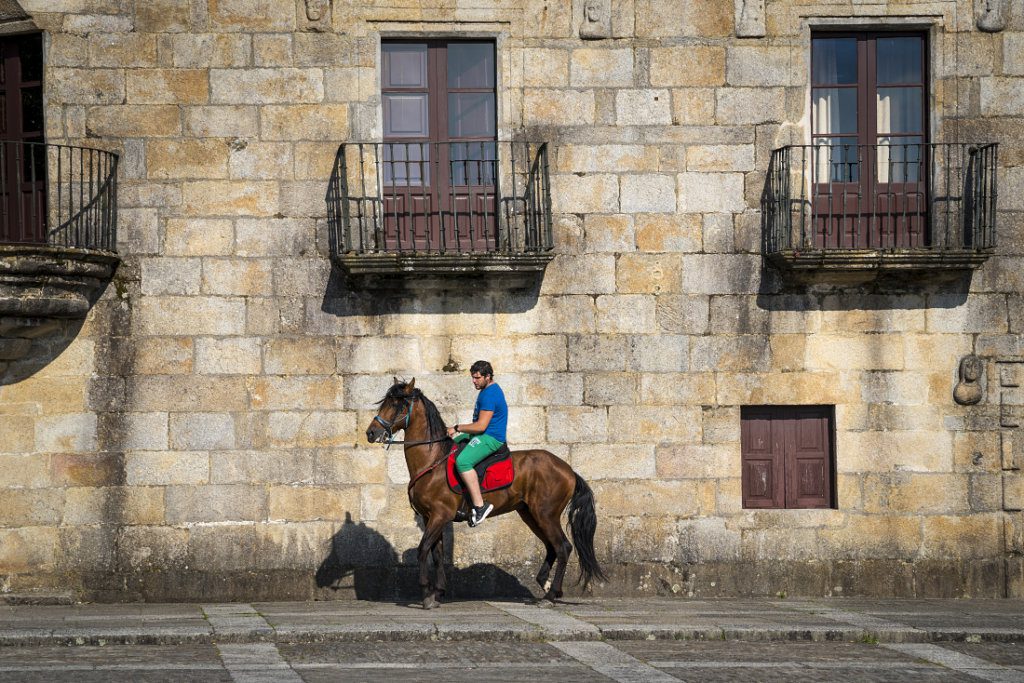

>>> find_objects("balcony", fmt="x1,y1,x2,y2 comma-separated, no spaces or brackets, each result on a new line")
763,142,997,283
327,141,553,289
0,141,119,345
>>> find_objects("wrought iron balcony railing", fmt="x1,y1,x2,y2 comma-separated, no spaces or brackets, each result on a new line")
763,142,997,268
327,141,553,258
0,141,118,252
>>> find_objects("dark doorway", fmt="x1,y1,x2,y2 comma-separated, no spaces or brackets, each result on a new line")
0,32,45,244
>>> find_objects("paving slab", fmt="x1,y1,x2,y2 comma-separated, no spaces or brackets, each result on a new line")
0,598,1022,647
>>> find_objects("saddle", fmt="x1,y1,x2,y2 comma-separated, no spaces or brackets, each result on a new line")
445,441,514,496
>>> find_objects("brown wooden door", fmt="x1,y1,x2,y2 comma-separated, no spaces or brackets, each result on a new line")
380,41,497,253
811,33,927,250
0,33,45,244
741,406,833,509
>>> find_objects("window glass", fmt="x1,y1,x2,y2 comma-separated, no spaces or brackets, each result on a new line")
447,43,494,89
877,135,923,183
17,34,42,82
21,86,42,133
812,87,857,135
450,141,497,185
876,86,922,134
448,92,495,138
813,138,860,183
877,36,922,84
382,43,427,88
382,142,429,186
383,93,428,137
812,37,857,84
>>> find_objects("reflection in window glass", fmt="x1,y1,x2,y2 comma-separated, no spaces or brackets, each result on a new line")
812,87,857,135
383,93,429,138
813,138,860,184
812,37,857,84
877,135,923,183
450,141,497,186
876,87,922,134
447,43,495,89
383,142,430,186
877,37,922,84
448,93,495,138
382,43,428,88
21,87,42,132
17,34,42,82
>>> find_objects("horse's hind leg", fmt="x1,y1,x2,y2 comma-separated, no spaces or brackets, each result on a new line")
417,517,445,609
517,508,555,591
533,512,573,602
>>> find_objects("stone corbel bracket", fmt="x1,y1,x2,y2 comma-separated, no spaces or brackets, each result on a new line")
0,245,119,351
977,0,1007,32
736,0,766,38
299,0,331,31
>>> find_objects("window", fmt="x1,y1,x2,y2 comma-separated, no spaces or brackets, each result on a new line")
380,40,497,252
0,32,45,243
741,406,835,509
811,32,927,249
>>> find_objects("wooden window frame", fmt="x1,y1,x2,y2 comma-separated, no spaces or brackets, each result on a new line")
740,405,836,510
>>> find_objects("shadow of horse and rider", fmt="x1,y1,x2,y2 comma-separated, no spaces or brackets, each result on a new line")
315,511,537,602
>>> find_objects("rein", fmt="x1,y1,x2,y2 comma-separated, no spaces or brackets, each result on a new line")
407,451,448,502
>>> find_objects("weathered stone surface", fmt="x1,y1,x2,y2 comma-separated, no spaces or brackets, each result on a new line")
127,69,209,104
86,105,181,137
620,174,676,213
616,89,672,125
568,47,632,87
677,172,747,213
650,47,726,87
523,88,595,125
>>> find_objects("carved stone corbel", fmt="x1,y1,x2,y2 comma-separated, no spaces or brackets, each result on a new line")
299,0,331,30
954,354,984,406
977,0,1007,32
735,0,766,38
579,0,611,40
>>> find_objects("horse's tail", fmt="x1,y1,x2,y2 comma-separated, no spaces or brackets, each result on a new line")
567,473,607,590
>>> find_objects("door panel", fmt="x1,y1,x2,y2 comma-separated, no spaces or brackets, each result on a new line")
743,406,833,509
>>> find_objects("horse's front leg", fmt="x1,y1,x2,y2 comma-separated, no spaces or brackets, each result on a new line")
417,517,446,609
431,532,447,599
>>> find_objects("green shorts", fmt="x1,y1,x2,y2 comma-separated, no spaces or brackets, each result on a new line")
453,433,504,473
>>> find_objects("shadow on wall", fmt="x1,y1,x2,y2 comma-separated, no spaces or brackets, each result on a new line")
315,511,535,601
755,261,972,312
318,265,544,322
0,318,87,386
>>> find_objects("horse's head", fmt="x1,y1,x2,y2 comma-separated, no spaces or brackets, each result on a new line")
366,377,417,443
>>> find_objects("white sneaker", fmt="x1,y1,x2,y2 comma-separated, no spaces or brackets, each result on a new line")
469,503,493,527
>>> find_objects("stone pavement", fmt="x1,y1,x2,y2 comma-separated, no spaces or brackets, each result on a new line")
0,598,1023,681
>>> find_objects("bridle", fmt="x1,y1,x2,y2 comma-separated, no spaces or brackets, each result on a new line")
372,395,448,449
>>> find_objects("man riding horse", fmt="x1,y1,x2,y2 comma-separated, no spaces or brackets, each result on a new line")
446,360,506,527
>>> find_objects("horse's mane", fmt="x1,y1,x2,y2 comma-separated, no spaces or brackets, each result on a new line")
379,382,453,450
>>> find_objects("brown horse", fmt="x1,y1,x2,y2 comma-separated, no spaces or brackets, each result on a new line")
366,378,606,609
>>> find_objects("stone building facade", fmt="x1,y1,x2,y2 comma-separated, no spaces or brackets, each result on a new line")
0,0,1021,601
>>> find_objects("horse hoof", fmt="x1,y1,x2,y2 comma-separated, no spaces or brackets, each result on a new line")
423,596,440,610
536,597,556,608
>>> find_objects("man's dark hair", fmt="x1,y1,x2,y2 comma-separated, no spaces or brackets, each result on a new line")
470,360,493,378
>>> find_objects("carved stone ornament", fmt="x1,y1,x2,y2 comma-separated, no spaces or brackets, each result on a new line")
579,0,611,40
305,0,328,21
953,354,984,406
977,0,1007,32
735,0,766,38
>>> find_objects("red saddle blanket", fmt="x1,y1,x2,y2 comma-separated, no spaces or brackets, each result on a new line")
446,442,515,494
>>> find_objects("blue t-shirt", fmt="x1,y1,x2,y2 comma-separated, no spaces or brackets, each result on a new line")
473,383,508,443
